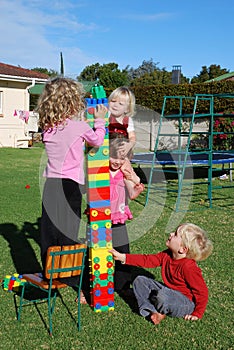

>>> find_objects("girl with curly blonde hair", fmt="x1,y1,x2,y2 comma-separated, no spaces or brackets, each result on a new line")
38,77,107,284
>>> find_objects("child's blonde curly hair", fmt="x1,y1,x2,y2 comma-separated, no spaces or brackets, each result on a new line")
37,77,86,131
177,223,213,261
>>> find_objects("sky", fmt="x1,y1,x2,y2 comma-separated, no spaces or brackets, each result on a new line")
1,0,234,80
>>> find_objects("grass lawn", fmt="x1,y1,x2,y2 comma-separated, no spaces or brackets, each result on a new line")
0,146,233,350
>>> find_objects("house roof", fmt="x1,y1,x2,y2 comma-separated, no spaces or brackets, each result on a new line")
0,62,49,80
205,71,234,83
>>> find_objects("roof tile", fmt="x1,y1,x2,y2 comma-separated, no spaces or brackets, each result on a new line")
0,62,49,79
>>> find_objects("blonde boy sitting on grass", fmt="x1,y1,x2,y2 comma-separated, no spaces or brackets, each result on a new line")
110,223,213,325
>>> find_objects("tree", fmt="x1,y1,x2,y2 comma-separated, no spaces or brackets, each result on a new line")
130,69,171,86
77,59,190,88
127,59,160,80
98,63,129,88
77,63,129,89
127,59,189,85
78,63,101,81
60,52,64,76
31,67,58,77
191,64,229,83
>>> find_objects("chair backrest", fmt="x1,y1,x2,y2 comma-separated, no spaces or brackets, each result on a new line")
45,244,87,280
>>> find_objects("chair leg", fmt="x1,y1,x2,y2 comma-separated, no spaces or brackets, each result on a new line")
17,283,26,321
48,291,57,336
77,289,81,331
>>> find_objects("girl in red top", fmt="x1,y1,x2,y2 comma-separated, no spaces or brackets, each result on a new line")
108,86,136,147
108,87,144,199
110,223,213,324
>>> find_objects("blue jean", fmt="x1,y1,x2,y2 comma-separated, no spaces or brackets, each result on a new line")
133,275,195,318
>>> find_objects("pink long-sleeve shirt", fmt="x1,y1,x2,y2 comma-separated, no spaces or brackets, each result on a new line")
126,250,209,318
43,118,106,184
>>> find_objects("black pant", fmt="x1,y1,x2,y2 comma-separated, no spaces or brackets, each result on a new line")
112,223,132,291
40,178,82,285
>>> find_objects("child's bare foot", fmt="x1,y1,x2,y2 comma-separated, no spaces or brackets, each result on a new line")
150,312,166,325
75,291,88,304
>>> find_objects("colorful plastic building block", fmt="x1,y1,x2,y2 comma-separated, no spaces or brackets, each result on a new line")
3,273,26,292
90,84,107,99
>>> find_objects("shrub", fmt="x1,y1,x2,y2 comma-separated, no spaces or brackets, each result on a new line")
213,115,234,150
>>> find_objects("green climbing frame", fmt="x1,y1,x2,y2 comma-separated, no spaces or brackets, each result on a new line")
145,93,234,211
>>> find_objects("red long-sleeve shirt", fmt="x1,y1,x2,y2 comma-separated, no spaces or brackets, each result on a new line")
126,249,208,318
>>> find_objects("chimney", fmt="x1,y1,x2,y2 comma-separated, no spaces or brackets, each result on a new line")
172,65,182,84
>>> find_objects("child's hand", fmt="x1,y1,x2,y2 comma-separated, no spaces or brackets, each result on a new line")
118,141,133,158
94,104,108,119
108,249,126,264
184,315,199,321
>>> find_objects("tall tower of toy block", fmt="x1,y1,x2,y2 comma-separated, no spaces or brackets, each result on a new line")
85,85,114,312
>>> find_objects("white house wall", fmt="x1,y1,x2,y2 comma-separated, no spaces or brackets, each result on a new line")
0,80,31,147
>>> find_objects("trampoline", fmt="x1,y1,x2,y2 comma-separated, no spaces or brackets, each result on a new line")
131,152,234,166
131,152,234,210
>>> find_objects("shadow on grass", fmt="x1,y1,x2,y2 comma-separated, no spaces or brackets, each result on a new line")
0,218,42,274
13,286,76,335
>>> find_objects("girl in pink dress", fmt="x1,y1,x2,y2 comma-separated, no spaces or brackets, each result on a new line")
109,138,143,294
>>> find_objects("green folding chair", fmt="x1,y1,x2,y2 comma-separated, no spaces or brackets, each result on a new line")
17,244,87,336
